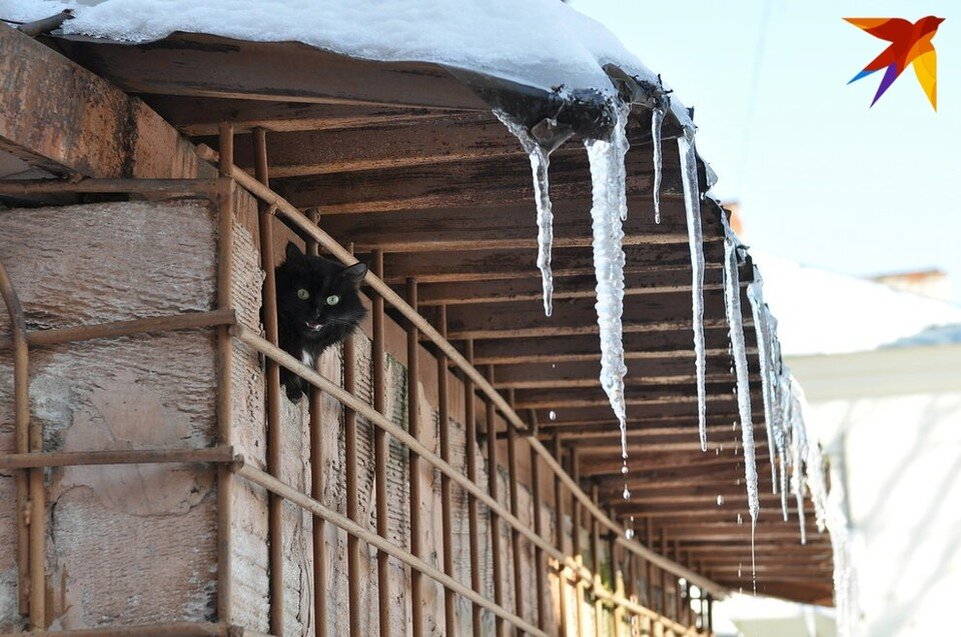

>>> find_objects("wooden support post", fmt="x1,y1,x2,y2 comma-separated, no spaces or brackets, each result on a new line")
553,435,568,637
438,305,456,637
529,410,546,632
407,278,424,637
253,127,284,637
464,340,483,637
215,123,235,627
371,250,389,637
486,366,505,636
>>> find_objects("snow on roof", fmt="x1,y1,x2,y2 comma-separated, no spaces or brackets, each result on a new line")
755,252,961,357
3,0,684,118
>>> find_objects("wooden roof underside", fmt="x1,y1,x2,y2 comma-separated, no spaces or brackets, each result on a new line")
55,33,834,605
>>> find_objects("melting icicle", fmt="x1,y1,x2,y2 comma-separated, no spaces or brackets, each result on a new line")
583,100,631,462
720,212,759,526
493,110,558,317
650,106,665,224
747,269,779,491
678,126,708,451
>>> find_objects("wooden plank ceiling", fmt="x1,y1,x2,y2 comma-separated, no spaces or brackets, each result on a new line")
56,34,833,605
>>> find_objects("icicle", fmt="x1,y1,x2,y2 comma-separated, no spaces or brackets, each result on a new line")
747,270,779,492
583,100,631,462
720,212,759,525
493,110,557,317
677,126,708,451
650,106,665,224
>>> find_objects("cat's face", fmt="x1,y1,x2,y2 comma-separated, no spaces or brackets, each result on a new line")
275,242,368,340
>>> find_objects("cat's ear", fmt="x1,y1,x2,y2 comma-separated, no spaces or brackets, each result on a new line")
341,262,368,289
285,241,305,262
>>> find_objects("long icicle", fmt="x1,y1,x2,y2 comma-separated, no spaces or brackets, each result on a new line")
677,126,708,451
747,269,779,491
493,110,556,316
584,100,631,467
720,211,760,585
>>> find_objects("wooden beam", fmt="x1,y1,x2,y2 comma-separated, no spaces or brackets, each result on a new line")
273,144,685,212
58,33,491,111
146,96,464,135
319,199,716,253
0,26,210,179
379,242,727,284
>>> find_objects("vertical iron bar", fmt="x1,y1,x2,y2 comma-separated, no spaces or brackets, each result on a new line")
406,278,424,636
215,122,235,627
343,263,360,635
707,596,713,635
437,305,456,637
306,207,328,637
485,366,504,636
608,509,625,637
645,519,655,615
0,258,41,627
528,411,546,632
552,435,568,637
569,449,584,637
371,250,390,637
660,530,669,622
591,484,603,637
253,127,284,637
464,340,482,637
673,540,681,625
506,394,523,632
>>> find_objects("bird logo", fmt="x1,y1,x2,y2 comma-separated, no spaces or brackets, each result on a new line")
845,16,944,110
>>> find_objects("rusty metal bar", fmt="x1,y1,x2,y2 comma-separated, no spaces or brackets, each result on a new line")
485,365,504,635
0,621,227,637
0,309,236,351
234,459,550,637
0,257,36,623
215,122,235,626
608,514,626,637
343,318,361,635
591,484,604,637
204,150,728,598
660,530,670,621
306,207,328,637
464,339,482,637
528,410,546,632
706,596,713,635
570,448,585,637
437,305,456,637
553,435,568,636
370,249,390,637
506,409,524,631
0,446,235,469
0,177,224,196
407,278,424,636
646,519,656,615
251,126,284,637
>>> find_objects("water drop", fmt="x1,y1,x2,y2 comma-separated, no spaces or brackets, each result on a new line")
548,410,557,421
716,495,725,506
737,513,743,525
622,487,631,500
625,528,634,540
621,464,629,475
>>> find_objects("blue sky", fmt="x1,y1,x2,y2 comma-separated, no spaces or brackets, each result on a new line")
572,0,961,302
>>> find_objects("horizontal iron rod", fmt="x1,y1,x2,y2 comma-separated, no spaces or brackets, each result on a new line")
0,446,235,470
0,621,227,637
0,309,236,350
0,178,226,196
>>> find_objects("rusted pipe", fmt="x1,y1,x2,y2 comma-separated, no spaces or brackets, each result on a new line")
0,257,37,623
0,446,234,469
464,339,482,637
553,435,568,637
528,410,546,631
485,366,504,635
437,305,456,637
406,278,424,636
371,250,390,637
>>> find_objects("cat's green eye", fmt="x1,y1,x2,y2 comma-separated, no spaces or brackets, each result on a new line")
326,295,340,306
297,289,310,300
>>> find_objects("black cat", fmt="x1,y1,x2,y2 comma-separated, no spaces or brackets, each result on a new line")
274,241,368,401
